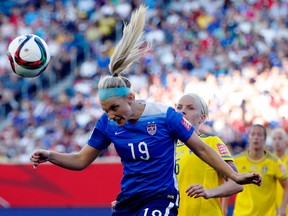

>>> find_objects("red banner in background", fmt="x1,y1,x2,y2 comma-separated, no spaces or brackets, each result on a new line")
0,162,123,207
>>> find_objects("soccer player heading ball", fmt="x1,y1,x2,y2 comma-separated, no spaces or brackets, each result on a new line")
30,5,262,215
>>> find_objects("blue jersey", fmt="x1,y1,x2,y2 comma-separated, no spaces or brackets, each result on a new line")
88,102,194,210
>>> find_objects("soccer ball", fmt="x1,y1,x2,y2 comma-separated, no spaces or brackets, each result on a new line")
7,34,50,78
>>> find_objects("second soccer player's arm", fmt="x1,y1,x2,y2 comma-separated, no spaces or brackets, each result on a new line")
185,132,262,186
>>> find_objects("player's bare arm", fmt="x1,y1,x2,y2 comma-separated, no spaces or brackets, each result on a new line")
185,133,262,186
218,160,239,181
31,144,102,170
186,160,243,199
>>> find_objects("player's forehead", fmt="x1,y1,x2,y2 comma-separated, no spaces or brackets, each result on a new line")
272,132,285,139
177,95,197,106
250,126,265,135
100,97,123,110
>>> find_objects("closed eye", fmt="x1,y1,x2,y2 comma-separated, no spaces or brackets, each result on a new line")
176,105,182,111
102,104,119,113
110,105,119,111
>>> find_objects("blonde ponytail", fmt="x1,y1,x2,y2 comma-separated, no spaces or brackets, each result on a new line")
98,5,150,100
109,4,149,76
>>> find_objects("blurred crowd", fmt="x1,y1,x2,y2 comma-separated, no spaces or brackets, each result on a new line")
0,0,288,163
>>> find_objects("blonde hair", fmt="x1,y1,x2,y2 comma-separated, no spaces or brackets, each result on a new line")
185,93,209,120
271,128,287,139
98,5,150,90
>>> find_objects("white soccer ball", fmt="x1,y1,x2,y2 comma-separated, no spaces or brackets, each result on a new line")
7,34,50,78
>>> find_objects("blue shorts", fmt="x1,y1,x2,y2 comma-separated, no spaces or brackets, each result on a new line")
112,193,179,216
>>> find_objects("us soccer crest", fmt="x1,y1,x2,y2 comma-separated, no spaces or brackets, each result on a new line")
147,124,157,135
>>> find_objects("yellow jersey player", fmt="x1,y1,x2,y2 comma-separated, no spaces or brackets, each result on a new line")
271,127,288,215
175,93,243,216
233,124,288,216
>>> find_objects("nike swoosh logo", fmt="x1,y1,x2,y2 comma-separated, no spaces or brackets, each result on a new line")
115,131,125,135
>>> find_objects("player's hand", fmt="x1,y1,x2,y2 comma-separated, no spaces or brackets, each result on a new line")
185,184,212,199
30,150,50,169
235,172,262,186
111,200,117,210
277,206,286,216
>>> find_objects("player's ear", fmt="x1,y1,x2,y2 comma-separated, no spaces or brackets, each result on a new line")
199,114,206,124
127,92,135,101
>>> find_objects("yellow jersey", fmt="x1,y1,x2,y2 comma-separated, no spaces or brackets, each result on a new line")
276,154,288,213
176,134,233,216
233,150,288,216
